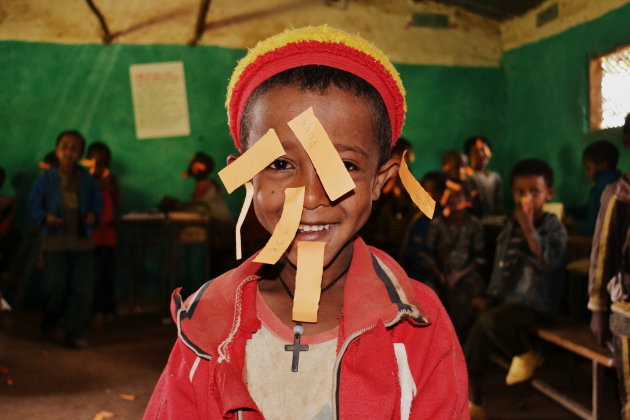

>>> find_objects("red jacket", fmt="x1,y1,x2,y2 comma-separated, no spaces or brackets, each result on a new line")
144,238,468,419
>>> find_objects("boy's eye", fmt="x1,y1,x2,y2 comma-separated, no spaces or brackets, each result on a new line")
268,159,293,170
343,161,358,171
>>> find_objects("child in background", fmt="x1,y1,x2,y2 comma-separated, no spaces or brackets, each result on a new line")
588,114,630,420
160,152,236,275
465,136,504,217
86,142,120,326
442,149,468,182
400,171,447,287
421,181,485,340
28,130,102,349
465,158,566,418
362,138,417,259
0,167,18,279
568,140,621,235
145,26,467,419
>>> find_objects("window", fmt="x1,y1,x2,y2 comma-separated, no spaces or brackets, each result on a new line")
590,45,630,130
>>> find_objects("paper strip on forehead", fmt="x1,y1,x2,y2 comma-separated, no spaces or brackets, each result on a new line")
287,107,356,201
253,186,305,264
399,150,436,219
292,241,326,323
218,128,285,194
234,182,254,260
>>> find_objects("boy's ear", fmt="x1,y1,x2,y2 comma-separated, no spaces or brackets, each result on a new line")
547,187,555,201
371,158,399,200
226,153,240,165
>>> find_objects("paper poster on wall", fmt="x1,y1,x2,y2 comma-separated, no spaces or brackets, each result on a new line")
129,61,190,139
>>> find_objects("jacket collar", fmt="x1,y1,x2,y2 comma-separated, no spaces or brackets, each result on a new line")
172,237,431,359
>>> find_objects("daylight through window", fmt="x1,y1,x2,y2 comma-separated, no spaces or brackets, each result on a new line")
590,45,630,130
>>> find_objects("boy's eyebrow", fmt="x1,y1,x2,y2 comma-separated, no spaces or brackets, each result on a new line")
334,144,369,158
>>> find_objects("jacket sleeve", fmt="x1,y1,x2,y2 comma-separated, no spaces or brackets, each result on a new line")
144,340,201,420
588,186,621,312
408,285,469,419
27,174,48,228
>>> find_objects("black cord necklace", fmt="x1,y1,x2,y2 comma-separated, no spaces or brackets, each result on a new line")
278,264,350,373
277,264,350,300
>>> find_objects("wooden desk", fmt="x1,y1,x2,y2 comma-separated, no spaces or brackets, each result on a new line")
121,212,210,310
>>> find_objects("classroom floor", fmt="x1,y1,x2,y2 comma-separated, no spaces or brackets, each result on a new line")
0,302,621,420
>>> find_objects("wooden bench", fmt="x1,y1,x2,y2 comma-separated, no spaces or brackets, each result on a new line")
491,315,615,420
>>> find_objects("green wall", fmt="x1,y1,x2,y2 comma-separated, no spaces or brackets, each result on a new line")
0,41,505,219
502,3,630,207
2,3,629,220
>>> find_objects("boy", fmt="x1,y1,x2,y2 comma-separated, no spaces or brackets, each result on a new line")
464,136,503,218
145,26,467,420
86,142,121,326
588,113,630,419
464,158,566,418
569,140,621,235
28,130,102,349
422,182,485,341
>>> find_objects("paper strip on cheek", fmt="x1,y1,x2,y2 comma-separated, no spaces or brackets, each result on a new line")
218,129,285,194
287,107,356,201
399,150,436,219
253,186,305,264
292,241,326,323
234,182,254,260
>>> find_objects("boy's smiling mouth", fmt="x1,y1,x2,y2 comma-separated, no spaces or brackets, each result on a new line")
297,223,333,233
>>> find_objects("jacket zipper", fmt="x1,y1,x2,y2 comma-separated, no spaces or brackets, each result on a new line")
332,310,413,419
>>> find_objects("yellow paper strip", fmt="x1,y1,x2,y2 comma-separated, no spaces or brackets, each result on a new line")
218,129,285,194
399,150,436,219
235,182,254,260
287,107,356,201
292,241,326,323
253,187,305,264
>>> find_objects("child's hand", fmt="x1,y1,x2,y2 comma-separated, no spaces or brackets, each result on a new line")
85,211,96,227
46,214,63,227
514,199,534,232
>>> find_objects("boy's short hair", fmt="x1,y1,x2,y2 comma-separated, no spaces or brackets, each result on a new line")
87,142,112,167
56,130,86,154
464,136,491,156
240,66,391,166
189,152,215,177
583,140,619,169
510,158,554,188
442,150,465,167
0,167,5,189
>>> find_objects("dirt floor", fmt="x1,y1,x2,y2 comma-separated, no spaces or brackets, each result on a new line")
0,304,621,420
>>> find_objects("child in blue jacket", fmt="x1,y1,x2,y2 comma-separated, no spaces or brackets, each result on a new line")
28,130,102,349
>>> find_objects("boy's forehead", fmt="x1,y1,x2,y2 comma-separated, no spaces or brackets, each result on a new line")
512,174,548,188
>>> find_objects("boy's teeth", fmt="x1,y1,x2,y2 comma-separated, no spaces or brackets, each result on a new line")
298,224,331,232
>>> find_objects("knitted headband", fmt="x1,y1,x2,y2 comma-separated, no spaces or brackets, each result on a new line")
226,25,406,151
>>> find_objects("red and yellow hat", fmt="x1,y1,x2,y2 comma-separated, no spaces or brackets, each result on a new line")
226,25,406,151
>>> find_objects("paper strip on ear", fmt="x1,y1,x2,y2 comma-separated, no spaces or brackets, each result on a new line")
399,150,436,219
235,182,254,260
253,186,305,264
218,128,285,194
288,107,356,201
292,241,326,323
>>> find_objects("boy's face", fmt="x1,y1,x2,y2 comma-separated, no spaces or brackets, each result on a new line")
582,158,607,182
469,141,490,171
243,85,396,268
511,175,553,218
55,134,83,169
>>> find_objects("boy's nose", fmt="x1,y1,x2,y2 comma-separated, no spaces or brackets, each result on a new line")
301,165,330,210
